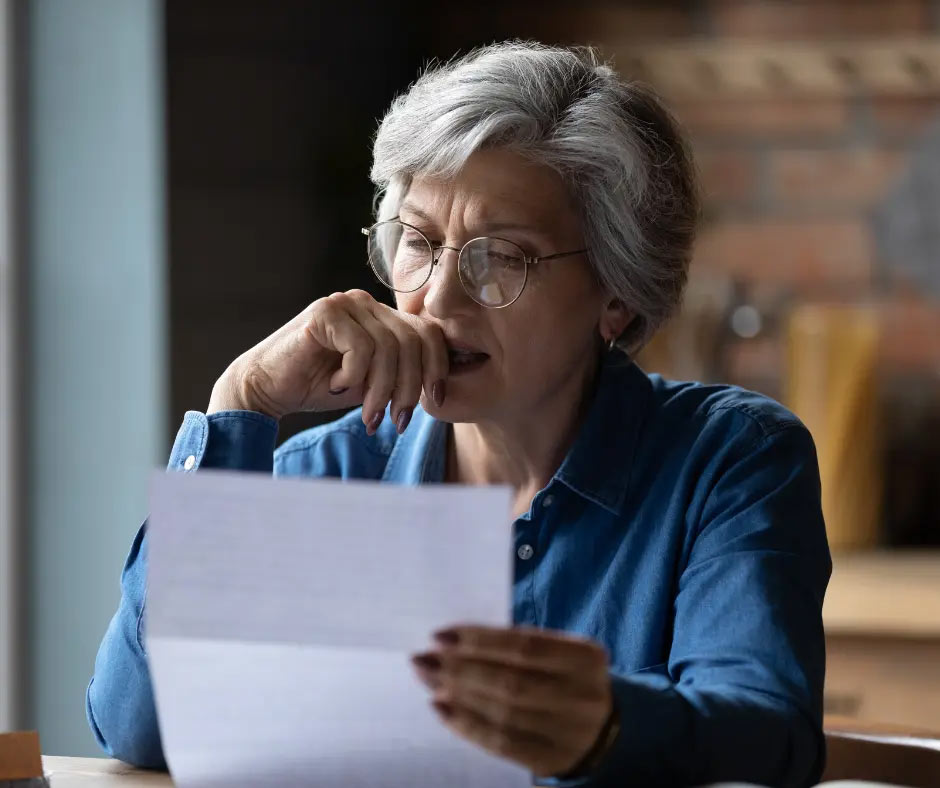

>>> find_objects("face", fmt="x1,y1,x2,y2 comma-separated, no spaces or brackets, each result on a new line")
396,148,617,425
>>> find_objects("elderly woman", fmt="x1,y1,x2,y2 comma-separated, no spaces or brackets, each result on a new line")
87,42,830,787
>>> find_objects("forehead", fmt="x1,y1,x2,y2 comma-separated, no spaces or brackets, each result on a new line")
402,148,575,227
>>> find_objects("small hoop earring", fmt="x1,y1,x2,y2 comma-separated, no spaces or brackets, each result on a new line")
608,335,617,351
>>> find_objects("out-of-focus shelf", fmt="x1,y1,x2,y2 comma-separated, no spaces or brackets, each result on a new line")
610,38,940,98
824,550,940,638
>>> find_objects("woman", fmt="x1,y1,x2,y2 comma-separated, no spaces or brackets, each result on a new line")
87,42,830,786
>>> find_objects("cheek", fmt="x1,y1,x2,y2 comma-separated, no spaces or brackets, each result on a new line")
491,308,564,370
495,292,598,373
395,291,424,315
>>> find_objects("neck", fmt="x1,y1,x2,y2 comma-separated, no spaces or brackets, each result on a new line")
447,356,601,518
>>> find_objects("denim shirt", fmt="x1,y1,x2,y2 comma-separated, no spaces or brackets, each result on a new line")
86,356,831,787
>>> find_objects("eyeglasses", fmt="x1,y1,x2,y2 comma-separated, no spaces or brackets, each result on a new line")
361,218,589,309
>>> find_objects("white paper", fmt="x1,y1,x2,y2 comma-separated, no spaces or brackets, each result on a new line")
146,469,530,788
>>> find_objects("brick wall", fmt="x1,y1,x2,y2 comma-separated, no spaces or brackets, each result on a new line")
442,0,940,543
446,1,940,391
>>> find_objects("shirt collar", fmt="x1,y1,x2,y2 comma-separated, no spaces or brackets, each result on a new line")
552,355,651,514
381,354,651,514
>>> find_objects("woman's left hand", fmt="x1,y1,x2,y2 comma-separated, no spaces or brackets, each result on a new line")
411,625,614,777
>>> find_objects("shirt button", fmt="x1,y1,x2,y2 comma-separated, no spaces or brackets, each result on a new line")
183,455,196,471
517,544,534,561
542,494,555,508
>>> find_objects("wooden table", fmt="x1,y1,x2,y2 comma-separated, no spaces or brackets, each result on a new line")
40,756,900,786
42,757,171,787
822,550,940,731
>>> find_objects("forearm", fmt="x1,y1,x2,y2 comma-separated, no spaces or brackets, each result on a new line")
87,411,279,766
545,671,822,788
86,522,165,768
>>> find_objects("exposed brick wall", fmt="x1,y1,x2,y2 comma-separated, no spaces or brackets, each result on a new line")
650,3,940,545
708,0,933,39
451,0,940,543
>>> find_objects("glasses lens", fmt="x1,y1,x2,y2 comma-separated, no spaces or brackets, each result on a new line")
367,221,432,292
459,237,527,307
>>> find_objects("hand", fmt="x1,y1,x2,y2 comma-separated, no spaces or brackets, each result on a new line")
411,625,614,777
207,289,449,432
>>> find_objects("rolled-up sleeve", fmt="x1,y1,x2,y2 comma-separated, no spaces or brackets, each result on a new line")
555,423,831,787
86,410,278,767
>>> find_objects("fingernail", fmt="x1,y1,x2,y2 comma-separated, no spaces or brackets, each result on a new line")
432,379,446,408
433,628,459,647
367,411,383,435
396,407,413,434
411,652,442,671
329,387,349,395
431,699,454,719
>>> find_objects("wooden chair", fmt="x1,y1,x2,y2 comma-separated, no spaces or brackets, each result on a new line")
822,717,940,787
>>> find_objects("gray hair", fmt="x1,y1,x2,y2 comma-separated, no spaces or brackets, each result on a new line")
370,41,700,353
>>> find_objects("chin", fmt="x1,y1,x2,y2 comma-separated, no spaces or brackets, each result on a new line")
419,389,490,424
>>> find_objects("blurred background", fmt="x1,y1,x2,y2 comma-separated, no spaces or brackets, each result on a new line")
1,0,938,758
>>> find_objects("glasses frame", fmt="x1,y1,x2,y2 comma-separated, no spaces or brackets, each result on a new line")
361,218,589,309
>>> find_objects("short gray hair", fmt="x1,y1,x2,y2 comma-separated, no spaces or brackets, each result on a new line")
370,41,700,353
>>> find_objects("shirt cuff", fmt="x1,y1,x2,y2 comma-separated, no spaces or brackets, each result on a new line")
534,670,677,787
167,410,278,473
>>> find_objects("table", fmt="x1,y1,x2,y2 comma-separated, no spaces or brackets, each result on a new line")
41,756,899,787
42,757,171,787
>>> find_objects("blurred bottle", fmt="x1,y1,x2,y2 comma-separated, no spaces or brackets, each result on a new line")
785,304,882,551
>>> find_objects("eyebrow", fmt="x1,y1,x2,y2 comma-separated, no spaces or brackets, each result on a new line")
398,201,549,238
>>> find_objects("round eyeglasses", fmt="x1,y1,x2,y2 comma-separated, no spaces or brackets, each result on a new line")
361,218,589,309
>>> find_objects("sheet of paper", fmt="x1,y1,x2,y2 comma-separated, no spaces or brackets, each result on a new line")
146,469,530,788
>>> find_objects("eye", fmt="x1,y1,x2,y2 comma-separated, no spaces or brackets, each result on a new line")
489,250,522,264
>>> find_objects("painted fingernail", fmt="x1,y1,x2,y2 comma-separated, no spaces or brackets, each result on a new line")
432,379,446,408
367,411,383,435
396,407,413,434
411,652,442,671
328,387,349,395
433,628,459,647
431,699,454,719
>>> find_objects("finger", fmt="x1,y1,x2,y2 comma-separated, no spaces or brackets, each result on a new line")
437,681,598,739
434,625,608,675
340,298,399,434
431,698,558,774
438,654,606,712
371,309,422,432
308,299,373,392
411,318,449,408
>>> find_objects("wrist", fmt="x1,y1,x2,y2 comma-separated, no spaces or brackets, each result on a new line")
559,698,620,780
207,365,274,419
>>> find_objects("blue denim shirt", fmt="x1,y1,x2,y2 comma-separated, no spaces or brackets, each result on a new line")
87,356,831,786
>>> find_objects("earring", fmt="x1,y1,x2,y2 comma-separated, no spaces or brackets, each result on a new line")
608,335,617,351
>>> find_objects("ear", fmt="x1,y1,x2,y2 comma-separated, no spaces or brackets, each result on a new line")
599,298,633,343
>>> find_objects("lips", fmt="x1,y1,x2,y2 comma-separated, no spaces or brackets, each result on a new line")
448,349,489,367
445,340,489,371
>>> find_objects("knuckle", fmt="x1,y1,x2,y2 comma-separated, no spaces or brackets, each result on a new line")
346,288,371,303
375,329,398,357
310,296,336,317
401,330,422,357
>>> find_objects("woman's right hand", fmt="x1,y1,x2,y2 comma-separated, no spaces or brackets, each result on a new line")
207,289,449,434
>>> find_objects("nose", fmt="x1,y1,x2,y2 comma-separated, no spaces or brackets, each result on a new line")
423,246,474,318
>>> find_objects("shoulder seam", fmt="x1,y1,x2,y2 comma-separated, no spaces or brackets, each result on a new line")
705,400,803,438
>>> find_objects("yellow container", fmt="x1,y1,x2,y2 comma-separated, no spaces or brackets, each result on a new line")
785,304,882,551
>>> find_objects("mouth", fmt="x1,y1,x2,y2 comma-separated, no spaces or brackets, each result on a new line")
446,342,490,375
